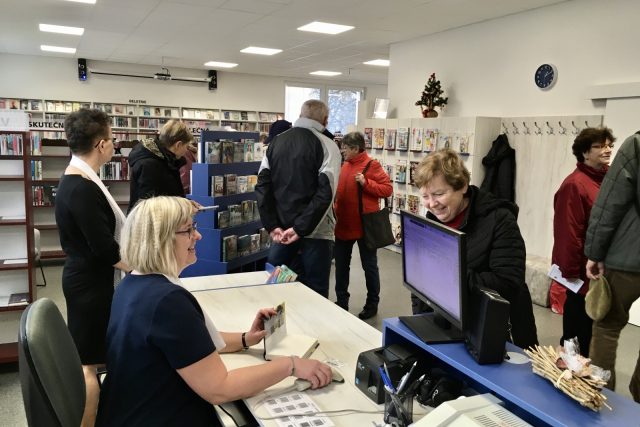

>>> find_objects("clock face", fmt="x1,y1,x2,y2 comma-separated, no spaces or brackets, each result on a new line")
535,64,556,89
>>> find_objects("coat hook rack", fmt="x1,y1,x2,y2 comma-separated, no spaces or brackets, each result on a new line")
522,121,531,135
558,121,567,135
511,122,519,135
501,122,509,135
533,121,542,136
585,120,590,129
571,120,580,135
546,121,554,135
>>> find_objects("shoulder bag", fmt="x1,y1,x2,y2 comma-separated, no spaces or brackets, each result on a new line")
358,160,395,250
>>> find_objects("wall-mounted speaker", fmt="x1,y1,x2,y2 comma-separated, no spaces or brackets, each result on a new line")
78,58,87,81
208,70,217,90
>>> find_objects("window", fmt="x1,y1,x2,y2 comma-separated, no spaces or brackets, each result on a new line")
285,83,364,135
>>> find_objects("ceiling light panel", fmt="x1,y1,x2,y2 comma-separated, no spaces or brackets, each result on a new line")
62,0,96,3
40,45,77,54
309,71,342,76
363,59,390,67
39,24,85,35
297,21,354,35
240,46,282,56
204,61,238,68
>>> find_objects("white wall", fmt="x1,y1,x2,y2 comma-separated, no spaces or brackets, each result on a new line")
389,0,640,119
0,53,386,114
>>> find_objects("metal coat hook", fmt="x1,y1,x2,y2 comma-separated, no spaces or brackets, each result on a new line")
522,121,531,135
501,122,509,135
571,121,580,135
558,121,567,135
585,120,590,129
546,121,554,135
511,122,519,135
533,121,542,136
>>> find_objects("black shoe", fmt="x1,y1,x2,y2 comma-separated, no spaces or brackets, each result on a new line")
358,306,377,320
336,301,349,311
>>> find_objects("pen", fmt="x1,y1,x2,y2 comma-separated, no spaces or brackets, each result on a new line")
396,361,417,395
383,362,393,388
379,366,395,393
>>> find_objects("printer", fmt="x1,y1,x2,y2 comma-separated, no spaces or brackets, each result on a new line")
355,344,418,404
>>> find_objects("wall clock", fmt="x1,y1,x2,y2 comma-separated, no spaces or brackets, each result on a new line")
534,63,557,90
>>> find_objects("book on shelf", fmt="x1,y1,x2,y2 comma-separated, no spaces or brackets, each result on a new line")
373,128,385,149
250,234,260,253
205,110,216,120
30,100,41,111
237,234,251,257
409,161,419,186
114,104,124,115
222,141,234,163
212,176,224,197
397,128,409,151
385,129,397,150
241,200,253,223
8,292,29,306
231,111,241,121
228,204,242,226
364,128,373,149
247,175,258,192
252,200,259,221
233,142,244,163
259,112,268,121
20,99,28,110
237,176,248,194
223,111,231,120
262,302,319,361
437,133,451,150
243,141,254,161
424,129,438,152
217,210,230,229
222,235,237,261
407,194,420,214
240,111,248,121
253,143,264,161
411,128,424,151
205,140,221,164
393,193,406,214
224,174,237,195
259,228,271,249
395,160,407,184
383,164,393,182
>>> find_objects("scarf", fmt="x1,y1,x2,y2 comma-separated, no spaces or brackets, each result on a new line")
69,155,126,285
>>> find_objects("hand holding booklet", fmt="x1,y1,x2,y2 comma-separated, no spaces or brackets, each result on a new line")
548,264,584,293
262,302,319,361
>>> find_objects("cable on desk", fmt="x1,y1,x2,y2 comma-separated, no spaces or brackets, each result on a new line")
216,404,239,427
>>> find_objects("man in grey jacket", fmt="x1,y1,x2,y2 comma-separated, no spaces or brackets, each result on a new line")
585,132,640,401
256,100,341,297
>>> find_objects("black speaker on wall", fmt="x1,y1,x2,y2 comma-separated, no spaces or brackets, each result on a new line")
208,70,217,90
78,58,87,81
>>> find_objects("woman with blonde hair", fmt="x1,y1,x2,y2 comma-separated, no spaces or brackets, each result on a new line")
412,149,538,349
97,197,332,426
128,119,194,212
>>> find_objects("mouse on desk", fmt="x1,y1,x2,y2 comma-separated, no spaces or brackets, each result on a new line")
294,368,345,392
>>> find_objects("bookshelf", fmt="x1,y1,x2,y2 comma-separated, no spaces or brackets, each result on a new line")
0,128,35,363
182,130,268,277
361,116,501,250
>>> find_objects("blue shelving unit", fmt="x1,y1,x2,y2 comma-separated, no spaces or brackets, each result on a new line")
183,130,267,277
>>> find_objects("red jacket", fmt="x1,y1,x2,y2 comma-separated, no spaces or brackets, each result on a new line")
334,151,393,240
552,162,607,295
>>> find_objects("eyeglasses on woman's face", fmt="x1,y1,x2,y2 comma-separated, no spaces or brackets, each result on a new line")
175,222,197,238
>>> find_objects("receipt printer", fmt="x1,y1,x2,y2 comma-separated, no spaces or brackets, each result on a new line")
355,344,417,404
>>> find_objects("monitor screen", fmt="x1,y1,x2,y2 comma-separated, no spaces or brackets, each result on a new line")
400,211,467,342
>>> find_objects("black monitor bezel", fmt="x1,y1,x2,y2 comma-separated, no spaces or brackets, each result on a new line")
400,210,468,331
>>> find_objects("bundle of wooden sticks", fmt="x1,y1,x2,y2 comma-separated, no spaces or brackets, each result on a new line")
523,345,611,411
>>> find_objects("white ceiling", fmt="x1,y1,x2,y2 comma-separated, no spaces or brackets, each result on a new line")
1,0,568,85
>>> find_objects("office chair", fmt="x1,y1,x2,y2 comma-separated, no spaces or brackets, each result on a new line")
33,228,47,287
19,298,85,427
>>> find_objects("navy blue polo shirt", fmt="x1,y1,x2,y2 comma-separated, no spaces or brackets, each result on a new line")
96,274,220,426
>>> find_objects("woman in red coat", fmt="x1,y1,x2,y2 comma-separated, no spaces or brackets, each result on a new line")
552,126,615,356
334,132,393,319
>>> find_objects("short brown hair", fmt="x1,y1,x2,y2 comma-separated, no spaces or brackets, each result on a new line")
341,132,365,152
572,127,616,162
64,109,110,155
414,149,470,191
158,119,193,149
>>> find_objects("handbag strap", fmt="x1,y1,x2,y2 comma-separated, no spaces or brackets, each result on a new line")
358,160,389,215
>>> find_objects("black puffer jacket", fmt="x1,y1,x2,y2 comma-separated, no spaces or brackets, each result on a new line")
413,185,538,349
128,138,185,213
480,134,515,202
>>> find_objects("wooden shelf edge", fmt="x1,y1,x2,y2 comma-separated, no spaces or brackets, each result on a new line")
0,304,28,313
0,342,18,364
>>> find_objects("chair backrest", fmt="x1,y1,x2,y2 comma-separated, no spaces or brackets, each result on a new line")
19,298,85,427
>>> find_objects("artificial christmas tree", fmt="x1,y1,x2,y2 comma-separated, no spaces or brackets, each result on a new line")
415,73,448,118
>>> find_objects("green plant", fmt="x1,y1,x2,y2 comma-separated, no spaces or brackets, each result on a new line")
415,73,448,112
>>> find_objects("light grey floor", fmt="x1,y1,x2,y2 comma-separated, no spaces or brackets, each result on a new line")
2,249,639,425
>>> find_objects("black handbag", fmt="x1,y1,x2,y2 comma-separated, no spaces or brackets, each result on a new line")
358,160,395,250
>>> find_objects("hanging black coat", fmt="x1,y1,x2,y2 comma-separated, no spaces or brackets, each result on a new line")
480,134,515,202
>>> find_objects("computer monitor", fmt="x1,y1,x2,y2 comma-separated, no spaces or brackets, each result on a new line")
399,210,467,343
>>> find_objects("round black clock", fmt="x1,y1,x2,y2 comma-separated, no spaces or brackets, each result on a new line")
534,63,557,89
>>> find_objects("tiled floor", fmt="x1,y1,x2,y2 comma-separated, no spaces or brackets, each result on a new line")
1,250,639,425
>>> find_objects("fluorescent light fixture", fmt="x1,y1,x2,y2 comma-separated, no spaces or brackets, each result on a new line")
63,0,97,3
240,46,282,56
40,45,76,54
364,59,390,67
297,21,354,35
39,24,85,36
204,61,238,68
310,71,342,77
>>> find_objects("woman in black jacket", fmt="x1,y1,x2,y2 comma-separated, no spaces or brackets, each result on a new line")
412,149,538,349
128,120,193,213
